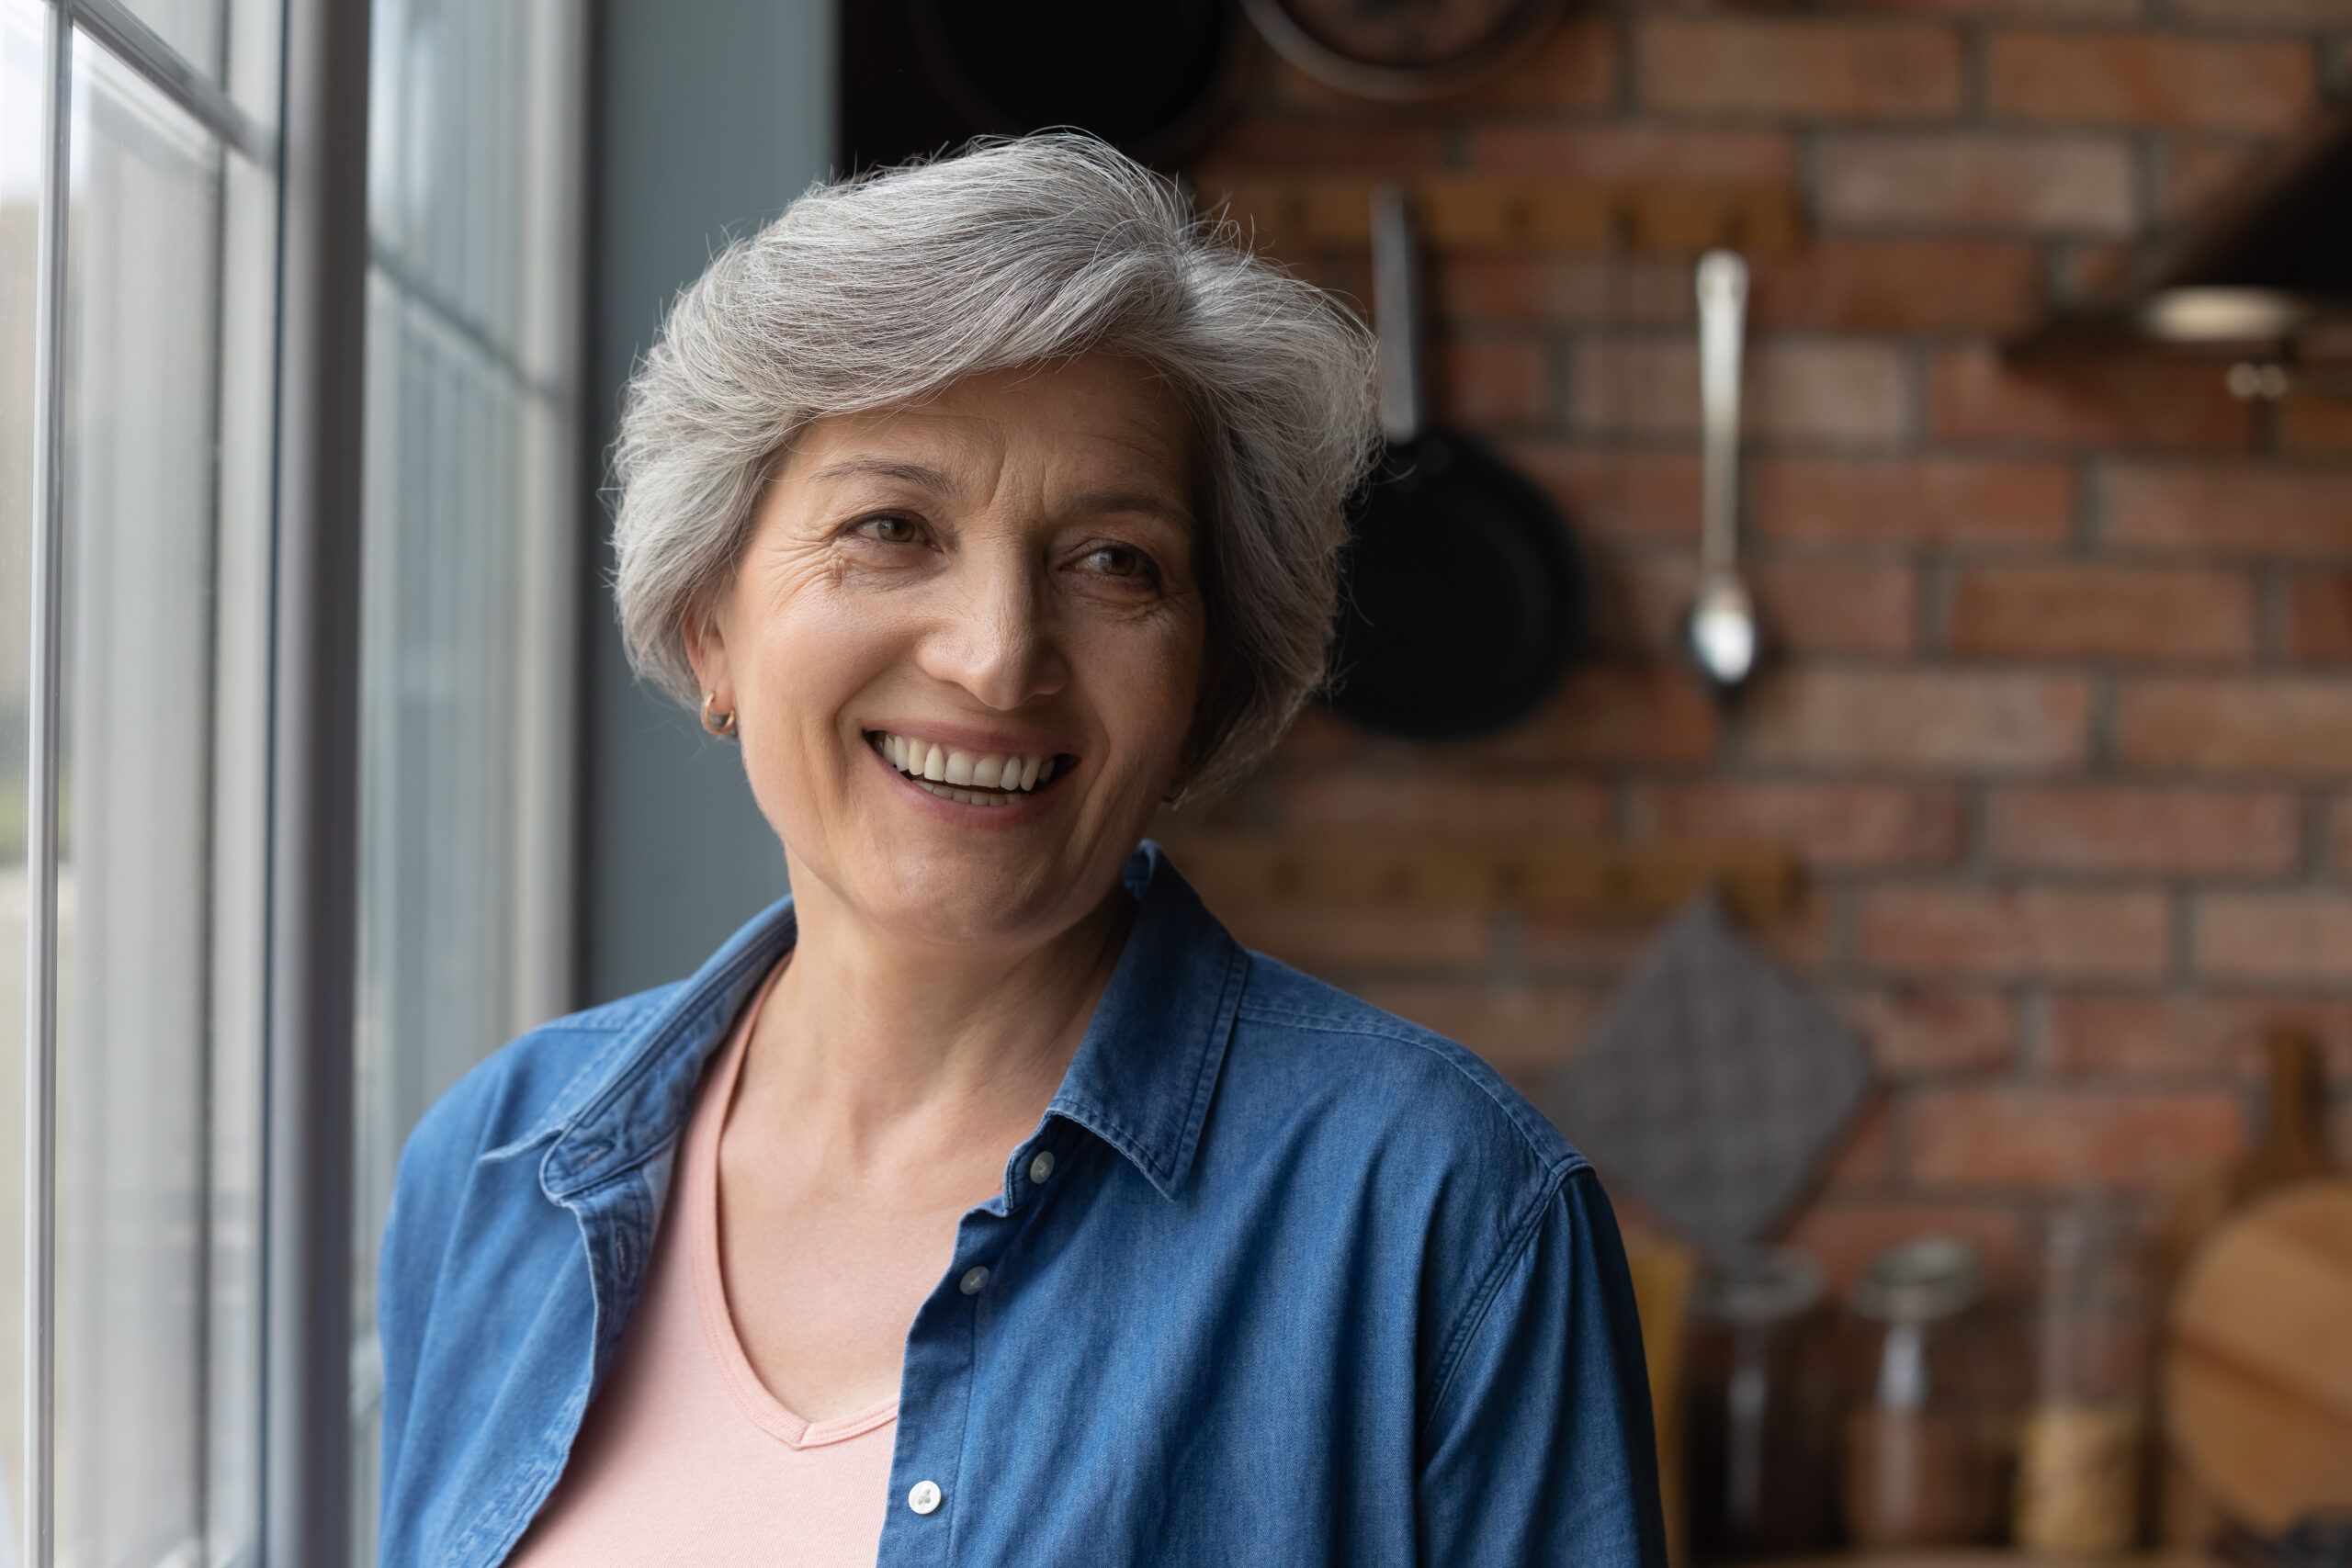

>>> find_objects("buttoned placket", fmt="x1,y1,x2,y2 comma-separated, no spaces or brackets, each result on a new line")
876,1124,1070,1564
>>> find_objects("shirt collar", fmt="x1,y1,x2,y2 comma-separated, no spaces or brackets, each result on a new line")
520,841,1246,1203
1043,841,1250,1199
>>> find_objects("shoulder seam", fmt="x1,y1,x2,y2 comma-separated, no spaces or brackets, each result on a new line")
1233,999,1567,1166
1419,1157,1592,1434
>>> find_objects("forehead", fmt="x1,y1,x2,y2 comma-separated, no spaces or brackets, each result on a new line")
777,355,1193,496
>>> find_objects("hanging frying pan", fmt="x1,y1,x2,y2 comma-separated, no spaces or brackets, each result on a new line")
1242,0,1570,102
1326,185,1586,741
907,0,1248,164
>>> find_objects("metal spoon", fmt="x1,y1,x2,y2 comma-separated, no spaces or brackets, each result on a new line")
1684,249,1759,697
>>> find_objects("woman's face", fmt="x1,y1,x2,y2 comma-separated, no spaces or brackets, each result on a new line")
687,354,1206,950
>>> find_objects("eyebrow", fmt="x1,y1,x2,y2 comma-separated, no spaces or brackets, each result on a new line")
800,461,1193,526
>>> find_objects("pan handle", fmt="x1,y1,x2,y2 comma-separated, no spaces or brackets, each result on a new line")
1371,183,1423,445
1696,250,1747,579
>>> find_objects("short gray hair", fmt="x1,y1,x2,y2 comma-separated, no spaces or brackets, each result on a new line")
612,134,1377,799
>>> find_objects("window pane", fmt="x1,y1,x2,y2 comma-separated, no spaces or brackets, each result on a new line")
109,0,220,89
51,28,273,1568
0,0,47,1556
352,0,582,1560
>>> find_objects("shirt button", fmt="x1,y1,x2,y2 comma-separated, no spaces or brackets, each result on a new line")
1029,1149,1055,1184
907,1480,943,1516
958,1265,989,1296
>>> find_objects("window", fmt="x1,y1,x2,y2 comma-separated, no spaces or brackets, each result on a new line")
4,2,282,1563
1,0,577,1563
348,1,582,1557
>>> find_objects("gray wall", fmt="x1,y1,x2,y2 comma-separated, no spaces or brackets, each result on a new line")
583,0,834,1002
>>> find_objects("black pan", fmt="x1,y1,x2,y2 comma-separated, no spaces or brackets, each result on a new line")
1327,186,1585,741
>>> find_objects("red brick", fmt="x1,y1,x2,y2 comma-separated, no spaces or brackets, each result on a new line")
1506,446,1700,546
1189,121,1445,174
2198,892,2352,983
1269,773,1612,840
1464,124,1796,185
1817,134,2137,234
2117,678,2352,776
1948,564,2257,662
1436,336,1544,428
1907,1086,2243,1188
1633,780,1965,869
1209,899,1492,974
1844,0,2137,17
1748,670,2092,772
1570,337,1911,445
1356,982,1600,1087
2279,393,2352,457
1606,549,1917,659
2335,796,2352,879
1465,14,1623,108
2164,137,2276,222
1789,1201,2033,1294
2172,0,2352,20
2046,992,2352,1081
1639,18,1965,120
1749,456,2076,550
1485,662,1724,767
1436,254,1691,330
1823,1100,1899,1191
1521,910,1669,975
1988,785,2301,874
1987,32,2315,132
1843,987,2020,1075
2104,463,2352,555
1757,558,1921,656
2286,572,2352,663
1860,886,2170,978
1932,344,2255,452
1749,238,2043,335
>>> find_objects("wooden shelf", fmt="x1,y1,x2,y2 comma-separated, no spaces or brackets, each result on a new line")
1194,174,1803,256
1157,833,1803,922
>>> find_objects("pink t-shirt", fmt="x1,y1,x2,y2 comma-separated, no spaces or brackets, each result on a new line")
510,966,899,1567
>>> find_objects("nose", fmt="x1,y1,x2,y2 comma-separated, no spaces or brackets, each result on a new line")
914,546,1067,711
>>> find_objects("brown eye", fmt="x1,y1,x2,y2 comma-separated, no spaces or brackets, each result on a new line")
1083,544,1148,578
856,514,922,544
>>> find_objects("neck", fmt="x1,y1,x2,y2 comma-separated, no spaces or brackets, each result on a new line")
745,861,1136,1150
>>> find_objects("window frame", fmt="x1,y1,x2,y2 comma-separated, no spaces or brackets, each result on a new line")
19,1,372,1565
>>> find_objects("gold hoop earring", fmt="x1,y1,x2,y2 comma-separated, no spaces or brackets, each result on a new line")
700,692,738,738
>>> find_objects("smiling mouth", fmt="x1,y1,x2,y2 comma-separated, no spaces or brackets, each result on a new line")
867,730,1068,808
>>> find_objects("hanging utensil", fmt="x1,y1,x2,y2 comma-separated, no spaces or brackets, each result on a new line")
1241,0,1568,102
1684,249,1761,698
1325,184,1586,741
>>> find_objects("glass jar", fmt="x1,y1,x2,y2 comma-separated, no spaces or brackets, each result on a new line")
1686,1248,1841,1558
2014,1198,2148,1554
1841,1236,2006,1548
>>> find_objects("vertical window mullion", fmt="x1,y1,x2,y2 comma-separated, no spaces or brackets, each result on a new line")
21,6,73,1568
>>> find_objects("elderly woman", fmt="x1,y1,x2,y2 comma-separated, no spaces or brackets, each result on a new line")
377,136,1660,1568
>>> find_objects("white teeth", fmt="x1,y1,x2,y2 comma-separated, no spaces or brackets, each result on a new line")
872,731,1061,801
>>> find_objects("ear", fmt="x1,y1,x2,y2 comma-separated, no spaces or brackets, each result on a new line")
681,596,734,711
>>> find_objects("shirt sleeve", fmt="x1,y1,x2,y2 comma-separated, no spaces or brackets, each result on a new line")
1416,1164,1668,1568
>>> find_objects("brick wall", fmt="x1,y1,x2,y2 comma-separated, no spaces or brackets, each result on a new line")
1180,0,2352,1287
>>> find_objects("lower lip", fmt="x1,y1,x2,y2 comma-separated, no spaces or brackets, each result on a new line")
871,742,1068,826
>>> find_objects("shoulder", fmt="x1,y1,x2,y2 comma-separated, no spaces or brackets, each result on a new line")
1225,951,1585,1199
393,983,685,1197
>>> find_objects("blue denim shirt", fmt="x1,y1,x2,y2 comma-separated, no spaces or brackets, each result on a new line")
378,844,1664,1567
